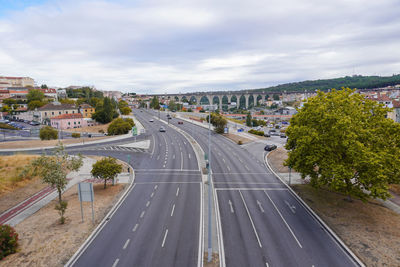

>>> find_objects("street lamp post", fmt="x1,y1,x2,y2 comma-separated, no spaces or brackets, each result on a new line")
207,111,212,262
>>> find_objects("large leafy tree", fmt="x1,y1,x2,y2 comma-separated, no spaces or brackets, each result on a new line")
91,157,122,189
206,113,228,134
92,97,118,123
27,89,44,103
285,88,400,201
25,144,83,223
150,96,160,109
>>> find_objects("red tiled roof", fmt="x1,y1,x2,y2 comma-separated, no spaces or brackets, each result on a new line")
51,113,83,120
9,90,28,94
40,88,57,94
393,100,400,108
38,103,76,111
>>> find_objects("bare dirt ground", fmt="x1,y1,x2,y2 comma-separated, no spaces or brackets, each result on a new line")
0,183,126,267
64,122,110,134
223,133,252,144
0,136,111,149
268,148,400,266
267,147,290,173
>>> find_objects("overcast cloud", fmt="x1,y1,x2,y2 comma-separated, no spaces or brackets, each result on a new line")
0,0,399,93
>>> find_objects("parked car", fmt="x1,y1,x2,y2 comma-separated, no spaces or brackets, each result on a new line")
264,132,270,137
264,144,277,151
280,133,286,138
29,121,40,126
178,121,183,124
268,129,279,136
159,127,166,132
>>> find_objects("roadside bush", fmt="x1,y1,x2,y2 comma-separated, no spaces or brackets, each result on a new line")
107,118,133,135
71,133,81,138
238,140,243,145
124,118,135,128
39,126,58,140
0,224,19,260
248,129,264,136
0,123,17,130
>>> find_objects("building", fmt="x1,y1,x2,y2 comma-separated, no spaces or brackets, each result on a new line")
79,104,95,118
40,88,58,100
50,113,87,130
57,88,67,99
9,89,29,99
37,102,78,124
0,90,10,100
392,100,400,123
0,76,34,88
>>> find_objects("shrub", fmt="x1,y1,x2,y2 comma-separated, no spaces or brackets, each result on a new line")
124,118,135,128
107,118,132,135
238,140,243,145
0,224,19,260
0,123,17,130
98,129,104,133
39,126,58,140
71,133,81,138
248,129,264,136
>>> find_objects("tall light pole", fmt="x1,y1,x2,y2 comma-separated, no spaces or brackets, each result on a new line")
207,110,213,262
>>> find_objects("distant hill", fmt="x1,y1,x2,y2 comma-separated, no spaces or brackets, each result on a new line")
250,74,400,93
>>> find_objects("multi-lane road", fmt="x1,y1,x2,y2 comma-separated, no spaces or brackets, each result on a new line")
1,108,362,266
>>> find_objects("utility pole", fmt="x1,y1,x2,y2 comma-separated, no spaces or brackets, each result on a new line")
207,111,212,262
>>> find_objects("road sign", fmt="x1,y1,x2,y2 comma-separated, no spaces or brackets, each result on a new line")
78,182,94,223
132,126,137,136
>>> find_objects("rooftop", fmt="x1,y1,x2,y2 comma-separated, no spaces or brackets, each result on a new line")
51,113,83,120
38,103,77,111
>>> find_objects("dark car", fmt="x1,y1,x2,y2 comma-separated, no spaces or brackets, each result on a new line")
280,133,286,138
264,144,277,151
178,121,183,124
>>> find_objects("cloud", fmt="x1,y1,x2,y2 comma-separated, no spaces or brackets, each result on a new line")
0,0,399,93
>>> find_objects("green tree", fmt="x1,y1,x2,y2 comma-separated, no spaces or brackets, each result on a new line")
168,100,177,111
285,88,400,201
3,98,16,106
91,157,122,189
41,84,48,89
27,144,83,223
1,105,11,112
92,97,117,123
273,94,280,101
27,89,45,103
28,100,46,110
206,113,228,134
246,113,252,126
107,118,134,135
39,126,58,140
150,96,160,109
120,106,132,115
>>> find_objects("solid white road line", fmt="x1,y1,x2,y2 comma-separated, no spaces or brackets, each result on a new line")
151,135,155,155
123,239,130,250
132,223,139,232
161,229,169,247
264,190,302,248
239,190,262,248
228,200,234,213
176,187,180,196
112,258,119,267
170,204,175,216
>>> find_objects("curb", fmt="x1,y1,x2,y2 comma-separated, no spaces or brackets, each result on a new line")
64,162,135,267
264,151,366,267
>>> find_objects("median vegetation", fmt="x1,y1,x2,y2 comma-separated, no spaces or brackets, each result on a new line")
0,123,18,130
248,129,264,136
107,118,135,135
39,126,58,140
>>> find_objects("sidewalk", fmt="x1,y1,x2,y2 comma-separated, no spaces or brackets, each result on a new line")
0,157,131,226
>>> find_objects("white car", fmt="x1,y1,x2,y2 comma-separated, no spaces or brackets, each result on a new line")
149,119,154,122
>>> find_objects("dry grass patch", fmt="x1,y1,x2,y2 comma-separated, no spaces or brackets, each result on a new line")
64,122,111,134
390,184,400,195
0,155,40,196
223,133,252,144
292,184,400,267
0,183,126,267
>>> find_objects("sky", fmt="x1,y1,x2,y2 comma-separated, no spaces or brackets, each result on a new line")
0,0,400,94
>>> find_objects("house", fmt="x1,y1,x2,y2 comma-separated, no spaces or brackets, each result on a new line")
392,100,400,123
37,102,78,124
0,90,10,100
40,88,58,100
50,113,87,130
79,104,95,118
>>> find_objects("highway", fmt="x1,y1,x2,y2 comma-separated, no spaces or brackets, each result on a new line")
65,113,203,267
142,109,360,267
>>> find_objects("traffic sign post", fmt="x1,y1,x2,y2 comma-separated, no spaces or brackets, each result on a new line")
132,126,137,136
78,182,95,223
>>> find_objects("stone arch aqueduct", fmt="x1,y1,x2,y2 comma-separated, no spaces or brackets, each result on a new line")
150,91,288,110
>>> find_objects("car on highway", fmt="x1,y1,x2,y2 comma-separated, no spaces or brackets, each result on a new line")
159,127,166,132
149,119,154,122
264,132,270,137
264,144,277,151
29,121,40,126
178,121,183,124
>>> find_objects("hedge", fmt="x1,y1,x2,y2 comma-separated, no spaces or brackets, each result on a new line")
248,129,264,136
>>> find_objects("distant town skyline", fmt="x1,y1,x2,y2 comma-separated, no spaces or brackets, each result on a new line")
0,0,399,94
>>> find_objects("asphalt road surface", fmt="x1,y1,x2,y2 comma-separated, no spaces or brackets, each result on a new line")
143,109,360,267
